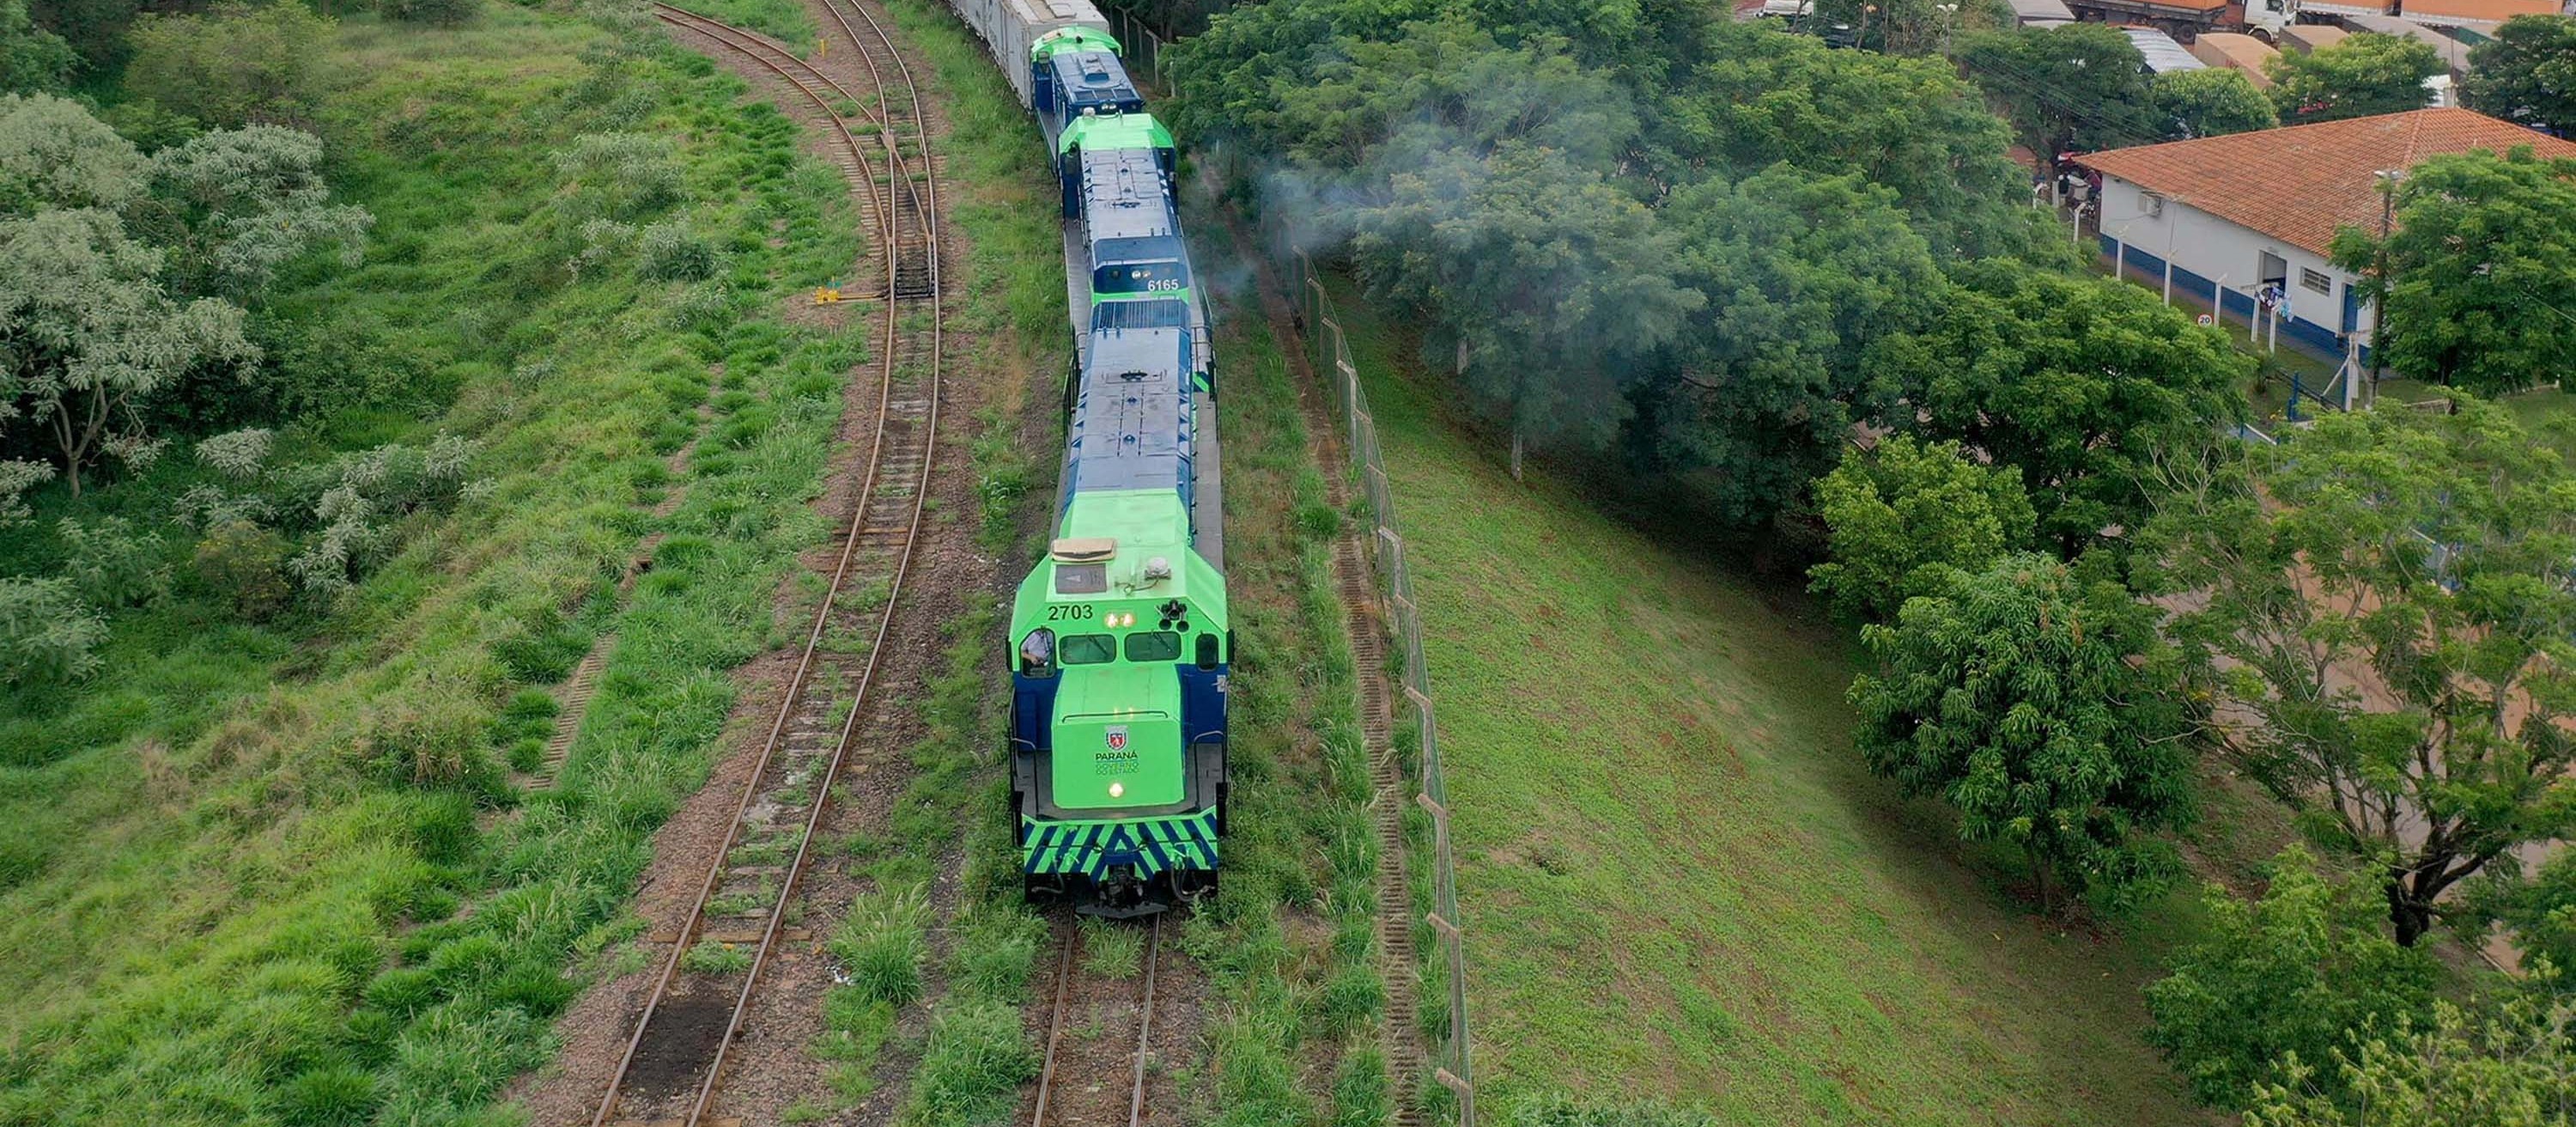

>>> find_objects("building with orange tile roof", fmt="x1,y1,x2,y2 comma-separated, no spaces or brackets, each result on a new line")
2075,108,2576,356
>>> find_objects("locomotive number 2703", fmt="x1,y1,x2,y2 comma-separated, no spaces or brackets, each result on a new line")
1047,604,1095,621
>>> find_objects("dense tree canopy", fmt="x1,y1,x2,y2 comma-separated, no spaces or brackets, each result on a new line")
1808,435,2033,622
1850,551,2198,912
2264,33,2440,124
2150,68,2280,140
1879,263,2250,557
1955,23,2157,161
0,0,71,94
1352,139,1698,462
2330,148,2576,394
125,2,333,128
2460,15,2576,137
2145,845,2438,1110
2142,399,2576,947
1646,167,1940,522
2247,992,2576,1126
1170,0,2060,530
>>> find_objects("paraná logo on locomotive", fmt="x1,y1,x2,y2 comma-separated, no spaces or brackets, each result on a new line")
1105,725,1128,752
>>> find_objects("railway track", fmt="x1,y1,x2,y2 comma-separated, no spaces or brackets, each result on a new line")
1029,916,1167,1127
589,8,944,1126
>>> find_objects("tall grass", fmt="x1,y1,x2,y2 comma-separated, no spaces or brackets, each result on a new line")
0,8,865,1124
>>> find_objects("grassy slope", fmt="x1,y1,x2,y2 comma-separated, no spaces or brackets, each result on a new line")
1320,280,2214,1125
0,10,862,1124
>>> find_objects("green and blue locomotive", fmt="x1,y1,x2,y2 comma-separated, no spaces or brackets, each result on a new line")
945,1,1227,915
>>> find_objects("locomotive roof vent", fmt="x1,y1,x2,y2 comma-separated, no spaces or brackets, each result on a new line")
1051,536,1116,563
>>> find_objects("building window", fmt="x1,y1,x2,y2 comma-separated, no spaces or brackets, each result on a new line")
2300,268,2332,295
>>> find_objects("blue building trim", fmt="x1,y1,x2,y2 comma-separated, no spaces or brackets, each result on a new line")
2099,235,2359,366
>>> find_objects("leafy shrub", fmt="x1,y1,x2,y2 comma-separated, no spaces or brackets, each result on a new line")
57,516,171,608
378,0,481,27
0,576,106,684
636,219,715,281
192,520,293,618
195,427,273,479
2144,844,2437,1110
125,2,334,128
0,459,52,527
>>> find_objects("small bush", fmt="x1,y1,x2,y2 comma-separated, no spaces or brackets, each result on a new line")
360,687,495,787
904,1002,1039,1127
58,516,172,608
682,939,753,974
829,886,927,1006
275,1064,380,1127
192,520,293,618
945,915,1042,1005
637,220,716,282
0,577,106,685
379,0,481,27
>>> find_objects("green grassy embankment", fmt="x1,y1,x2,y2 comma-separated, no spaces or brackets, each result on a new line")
1317,277,2218,1125
0,10,863,1124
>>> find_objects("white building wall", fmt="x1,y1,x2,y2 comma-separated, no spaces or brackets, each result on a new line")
2093,174,2377,342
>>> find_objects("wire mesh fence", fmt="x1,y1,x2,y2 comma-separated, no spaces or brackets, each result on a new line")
1094,9,1475,1119
1263,223,1478,1127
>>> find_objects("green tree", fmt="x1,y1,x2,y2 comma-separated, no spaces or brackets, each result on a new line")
0,208,258,495
1352,139,1699,475
1648,166,1943,525
1881,262,2251,557
2145,844,2438,1111
0,575,104,683
2151,67,2281,140
0,0,73,94
0,92,147,213
125,2,334,128
139,125,373,299
2329,147,2576,394
1956,23,2158,164
2141,398,2576,947
2265,33,2440,124
2247,993,2576,1126
1810,436,2035,622
2461,15,2576,137
1850,551,2198,912
1692,22,2036,257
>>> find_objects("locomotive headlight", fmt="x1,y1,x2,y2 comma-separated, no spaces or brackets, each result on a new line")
1109,782,1126,799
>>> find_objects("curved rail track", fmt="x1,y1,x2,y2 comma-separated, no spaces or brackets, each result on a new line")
589,7,944,1125
1029,916,1166,1127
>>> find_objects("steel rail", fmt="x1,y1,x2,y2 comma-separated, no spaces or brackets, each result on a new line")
1028,915,1164,1127
586,9,942,1126
817,0,942,303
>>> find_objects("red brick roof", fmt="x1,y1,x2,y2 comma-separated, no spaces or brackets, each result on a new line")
2401,0,2559,26
2078,108,2576,255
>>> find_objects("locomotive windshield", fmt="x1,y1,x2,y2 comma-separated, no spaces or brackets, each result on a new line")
1092,260,1189,295
1060,634,1116,664
1122,631,1182,661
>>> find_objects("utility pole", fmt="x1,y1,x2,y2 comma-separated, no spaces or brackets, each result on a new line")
2370,168,2401,385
